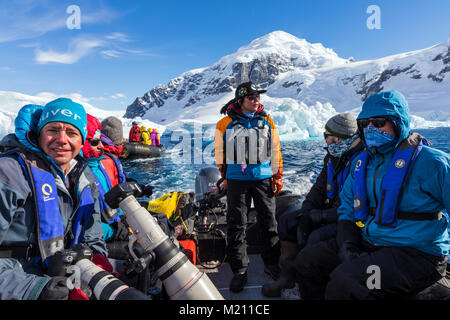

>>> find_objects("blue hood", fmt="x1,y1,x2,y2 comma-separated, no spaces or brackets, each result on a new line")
357,90,410,149
14,104,44,153
9,104,67,179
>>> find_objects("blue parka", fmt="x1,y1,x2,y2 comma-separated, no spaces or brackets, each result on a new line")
337,91,450,257
0,105,107,300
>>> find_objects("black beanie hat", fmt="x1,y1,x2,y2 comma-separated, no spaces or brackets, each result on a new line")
235,82,267,100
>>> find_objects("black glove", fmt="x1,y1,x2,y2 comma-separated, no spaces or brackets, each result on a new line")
296,213,313,249
112,220,130,241
39,277,69,300
338,241,362,263
336,220,361,248
308,208,338,228
140,184,154,197
336,220,362,263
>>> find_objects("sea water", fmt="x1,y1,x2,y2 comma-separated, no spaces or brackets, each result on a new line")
122,127,450,201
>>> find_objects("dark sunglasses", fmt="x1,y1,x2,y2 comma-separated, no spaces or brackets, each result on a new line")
89,139,101,146
357,117,388,129
323,132,333,140
246,94,260,100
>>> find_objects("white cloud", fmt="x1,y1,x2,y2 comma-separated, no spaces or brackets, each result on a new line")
0,2,119,43
35,37,104,64
111,93,126,99
105,32,131,42
101,50,121,58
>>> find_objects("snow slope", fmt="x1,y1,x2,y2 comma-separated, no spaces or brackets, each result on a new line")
0,91,166,140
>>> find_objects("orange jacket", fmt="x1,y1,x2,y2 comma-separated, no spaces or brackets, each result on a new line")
214,104,282,180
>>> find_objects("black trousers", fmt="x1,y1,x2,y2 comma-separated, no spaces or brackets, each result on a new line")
226,178,280,274
294,238,447,300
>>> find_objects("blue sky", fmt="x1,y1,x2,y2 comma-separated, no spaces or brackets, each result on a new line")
1,0,449,110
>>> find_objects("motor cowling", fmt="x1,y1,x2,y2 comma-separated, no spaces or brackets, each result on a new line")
194,166,222,203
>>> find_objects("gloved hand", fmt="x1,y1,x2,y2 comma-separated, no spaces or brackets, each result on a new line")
221,178,227,191
140,184,154,197
308,208,338,228
92,254,114,274
112,219,130,241
39,277,70,300
272,168,283,196
296,213,313,248
338,241,362,263
218,169,227,191
336,220,362,263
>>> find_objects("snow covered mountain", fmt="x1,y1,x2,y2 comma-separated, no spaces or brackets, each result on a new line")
125,30,450,124
1,31,449,141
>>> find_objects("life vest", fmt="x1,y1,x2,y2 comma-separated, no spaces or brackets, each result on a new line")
353,135,429,227
95,155,126,224
129,125,140,142
221,112,274,180
1,151,96,261
100,154,126,187
326,152,359,205
147,192,195,232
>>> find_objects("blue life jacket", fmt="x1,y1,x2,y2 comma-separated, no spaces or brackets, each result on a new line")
1,151,96,261
326,152,359,204
353,137,428,227
223,113,273,180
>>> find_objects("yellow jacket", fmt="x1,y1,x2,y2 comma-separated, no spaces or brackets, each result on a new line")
140,126,151,145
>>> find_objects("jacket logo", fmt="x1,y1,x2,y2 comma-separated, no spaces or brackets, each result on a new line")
354,197,363,210
326,182,333,192
42,184,55,202
355,159,362,170
394,159,406,169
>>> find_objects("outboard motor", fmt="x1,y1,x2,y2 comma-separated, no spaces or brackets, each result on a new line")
195,165,223,203
105,182,224,300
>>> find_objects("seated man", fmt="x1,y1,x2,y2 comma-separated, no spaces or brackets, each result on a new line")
149,128,160,146
295,91,450,299
263,112,362,297
140,125,151,145
128,121,140,142
0,98,109,300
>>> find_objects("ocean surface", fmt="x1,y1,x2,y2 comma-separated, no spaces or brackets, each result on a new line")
122,127,450,202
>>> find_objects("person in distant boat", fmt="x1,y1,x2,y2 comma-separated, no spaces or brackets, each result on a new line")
140,125,151,145
262,112,363,298
214,81,283,293
149,128,160,146
295,90,450,300
129,121,141,142
0,98,108,300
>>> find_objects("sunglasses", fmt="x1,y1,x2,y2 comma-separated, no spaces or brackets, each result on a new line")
246,94,260,100
357,117,388,129
89,139,101,146
323,132,333,140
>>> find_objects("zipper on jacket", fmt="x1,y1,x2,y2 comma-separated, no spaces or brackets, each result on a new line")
366,153,384,238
